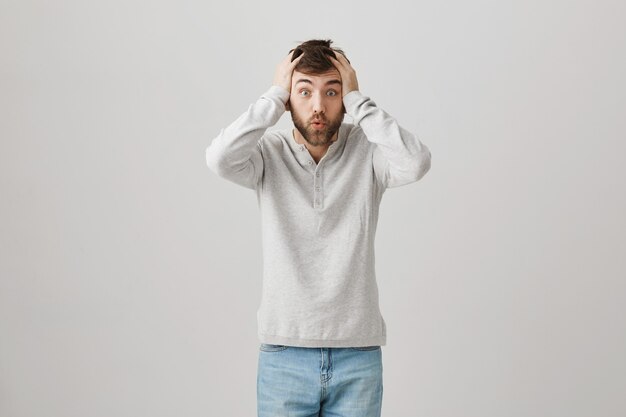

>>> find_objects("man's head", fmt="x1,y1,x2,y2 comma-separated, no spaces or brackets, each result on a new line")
289,39,350,75
286,39,349,147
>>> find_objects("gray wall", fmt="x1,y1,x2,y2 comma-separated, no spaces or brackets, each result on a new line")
1,0,624,416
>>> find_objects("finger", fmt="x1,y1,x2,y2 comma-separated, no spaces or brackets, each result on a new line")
289,52,305,66
332,51,350,65
286,49,299,62
331,51,346,63
328,55,344,71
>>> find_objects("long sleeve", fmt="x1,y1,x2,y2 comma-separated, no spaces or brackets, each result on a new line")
343,90,431,189
205,85,290,190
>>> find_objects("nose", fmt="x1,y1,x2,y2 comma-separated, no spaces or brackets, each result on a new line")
311,92,326,115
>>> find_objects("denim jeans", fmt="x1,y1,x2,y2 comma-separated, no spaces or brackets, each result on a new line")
257,343,383,417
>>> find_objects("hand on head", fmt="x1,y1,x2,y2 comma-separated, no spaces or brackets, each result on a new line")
328,50,359,97
272,50,304,95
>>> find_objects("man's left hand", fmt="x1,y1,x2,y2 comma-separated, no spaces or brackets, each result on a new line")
329,51,359,97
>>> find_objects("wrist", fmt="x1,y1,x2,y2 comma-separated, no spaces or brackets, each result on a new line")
272,84,290,95
267,85,291,105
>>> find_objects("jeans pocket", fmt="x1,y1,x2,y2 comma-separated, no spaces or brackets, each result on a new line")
350,345,381,351
259,343,289,352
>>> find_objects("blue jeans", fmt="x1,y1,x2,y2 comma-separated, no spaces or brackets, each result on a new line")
257,344,383,417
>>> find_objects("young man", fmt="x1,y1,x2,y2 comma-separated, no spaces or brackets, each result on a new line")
206,39,431,417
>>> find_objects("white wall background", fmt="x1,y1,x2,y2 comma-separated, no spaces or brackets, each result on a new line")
1,0,625,416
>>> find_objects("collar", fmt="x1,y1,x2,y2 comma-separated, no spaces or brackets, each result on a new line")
285,123,348,157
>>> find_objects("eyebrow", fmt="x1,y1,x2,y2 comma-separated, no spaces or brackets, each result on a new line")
295,78,342,87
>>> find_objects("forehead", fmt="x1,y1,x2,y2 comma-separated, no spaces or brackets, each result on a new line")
293,70,341,87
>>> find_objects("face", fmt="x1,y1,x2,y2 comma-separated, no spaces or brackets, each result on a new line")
288,69,345,147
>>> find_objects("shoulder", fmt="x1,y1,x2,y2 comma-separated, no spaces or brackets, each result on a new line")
344,122,374,152
259,129,289,150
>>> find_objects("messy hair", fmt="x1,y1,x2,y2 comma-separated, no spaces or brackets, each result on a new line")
289,39,349,75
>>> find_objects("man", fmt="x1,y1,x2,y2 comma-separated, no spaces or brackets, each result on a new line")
206,39,431,417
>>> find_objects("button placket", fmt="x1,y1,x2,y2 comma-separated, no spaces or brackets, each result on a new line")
313,169,323,209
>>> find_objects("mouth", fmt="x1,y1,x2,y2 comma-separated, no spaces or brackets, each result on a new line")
311,120,326,129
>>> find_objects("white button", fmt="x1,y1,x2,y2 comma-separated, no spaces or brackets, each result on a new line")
316,173,320,177
315,186,320,191
307,161,313,165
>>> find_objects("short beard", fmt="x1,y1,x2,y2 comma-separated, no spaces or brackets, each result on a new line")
291,110,344,147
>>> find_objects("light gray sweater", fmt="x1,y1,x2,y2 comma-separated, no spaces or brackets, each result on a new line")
206,85,431,347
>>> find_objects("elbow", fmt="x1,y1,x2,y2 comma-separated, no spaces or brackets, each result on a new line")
408,148,431,182
206,142,228,176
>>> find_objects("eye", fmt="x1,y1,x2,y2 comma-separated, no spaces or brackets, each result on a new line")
327,90,337,96
299,90,310,97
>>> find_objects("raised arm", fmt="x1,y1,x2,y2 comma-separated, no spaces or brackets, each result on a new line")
205,51,304,190
329,52,431,189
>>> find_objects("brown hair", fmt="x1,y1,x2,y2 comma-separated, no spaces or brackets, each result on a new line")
289,39,349,75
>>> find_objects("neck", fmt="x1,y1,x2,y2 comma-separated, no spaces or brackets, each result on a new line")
292,129,338,149
292,129,339,164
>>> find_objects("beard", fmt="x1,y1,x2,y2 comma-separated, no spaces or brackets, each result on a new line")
290,109,344,147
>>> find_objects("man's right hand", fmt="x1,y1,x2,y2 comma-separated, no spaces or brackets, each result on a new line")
272,50,304,97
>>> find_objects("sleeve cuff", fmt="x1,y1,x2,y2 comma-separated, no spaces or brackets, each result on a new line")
264,85,290,105
342,90,367,121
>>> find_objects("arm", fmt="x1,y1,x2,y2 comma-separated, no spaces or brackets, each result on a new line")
205,85,289,190
329,51,431,189
344,91,432,188
205,50,304,190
